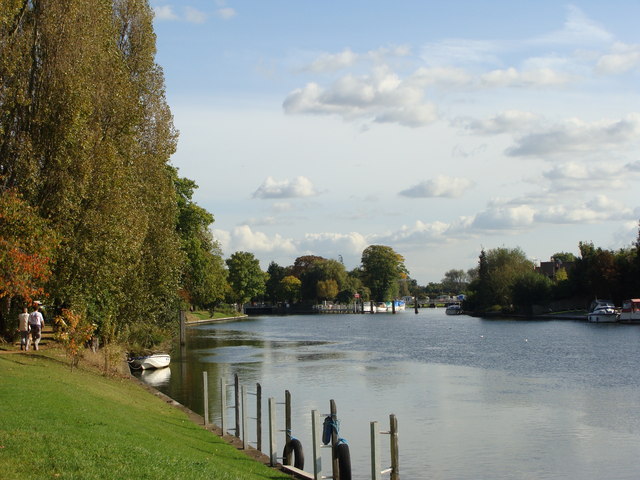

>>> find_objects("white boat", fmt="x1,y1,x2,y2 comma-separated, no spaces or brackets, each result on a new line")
587,300,618,323
619,299,640,323
445,304,463,315
375,300,406,313
128,353,171,370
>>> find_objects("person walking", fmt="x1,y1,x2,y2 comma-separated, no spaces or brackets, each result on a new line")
18,307,30,351
28,304,45,351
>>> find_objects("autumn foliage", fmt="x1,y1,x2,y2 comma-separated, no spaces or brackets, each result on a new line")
54,309,96,369
0,189,57,305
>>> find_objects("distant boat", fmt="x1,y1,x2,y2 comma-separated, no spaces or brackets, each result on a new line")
587,300,618,323
375,300,406,313
619,299,640,323
445,304,463,315
128,353,170,370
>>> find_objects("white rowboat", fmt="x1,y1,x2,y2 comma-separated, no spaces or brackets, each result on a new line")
128,353,170,370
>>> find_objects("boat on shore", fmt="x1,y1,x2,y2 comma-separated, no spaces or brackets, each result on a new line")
128,353,171,370
619,299,640,323
587,300,618,323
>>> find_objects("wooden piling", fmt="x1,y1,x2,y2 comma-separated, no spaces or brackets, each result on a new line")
234,373,240,437
220,377,226,435
390,414,399,480
202,371,209,426
256,383,262,452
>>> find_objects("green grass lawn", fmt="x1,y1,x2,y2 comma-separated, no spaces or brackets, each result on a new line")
188,310,244,321
0,352,289,480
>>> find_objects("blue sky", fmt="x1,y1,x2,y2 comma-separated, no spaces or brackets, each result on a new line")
150,1,640,283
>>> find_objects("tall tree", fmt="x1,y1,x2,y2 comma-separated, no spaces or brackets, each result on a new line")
226,251,266,309
360,245,408,302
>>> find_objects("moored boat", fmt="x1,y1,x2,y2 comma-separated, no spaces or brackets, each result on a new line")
619,299,640,323
128,353,171,370
587,300,618,323
445,304,463,315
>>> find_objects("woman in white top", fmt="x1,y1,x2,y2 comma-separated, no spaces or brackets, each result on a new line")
18,307,30,351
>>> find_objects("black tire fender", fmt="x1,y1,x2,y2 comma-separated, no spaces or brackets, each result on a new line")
336,441,351,480
282,437,304,470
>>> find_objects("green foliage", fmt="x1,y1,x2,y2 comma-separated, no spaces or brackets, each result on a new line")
511,271,553,311
54,309,96,369
0,0,202,344
360,245,408,301
280,275,301,303
0,189,58,335
316,279,339,301
225,251,267,307
465,247,534,312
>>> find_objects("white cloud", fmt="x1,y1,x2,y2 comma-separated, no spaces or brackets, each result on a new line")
253,176,319,199
153,5,178,21
459,110,539,135
213,225,296,256
300,46,410,74
400,176,474,198
298,232,369,257
535,196,634,224
541,161,634,191
596,42,640,75
472,205,536,230
480,67,573,88
410,66,472,88
305,48,359,73
216,7,236,20
283,66,438,127
185,7,207,24
507,114,640,157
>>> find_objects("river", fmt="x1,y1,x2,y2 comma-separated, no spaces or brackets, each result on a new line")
142,309,640,479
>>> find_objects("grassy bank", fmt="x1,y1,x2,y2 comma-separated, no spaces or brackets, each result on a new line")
0,351,289,480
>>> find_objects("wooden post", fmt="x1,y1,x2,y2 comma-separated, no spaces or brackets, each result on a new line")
311,409,322,480
202,371,209,426
256,383,262,452
220,377,226,435
234,373,240,437
285,390,292,440
370,301,374,314
269,397,277,466
241,385,248,449
390,414,399,480
392,300,396,314
370,421,380,480
179,310,186,345
414,296,419,314
330,399,339,480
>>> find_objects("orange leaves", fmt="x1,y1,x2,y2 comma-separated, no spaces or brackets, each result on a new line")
54,308,96,369
0,189,58,304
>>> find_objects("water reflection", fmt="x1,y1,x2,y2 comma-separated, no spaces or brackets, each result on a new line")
146,310,640,480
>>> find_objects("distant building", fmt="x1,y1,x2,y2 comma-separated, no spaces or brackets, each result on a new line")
537,258,575,279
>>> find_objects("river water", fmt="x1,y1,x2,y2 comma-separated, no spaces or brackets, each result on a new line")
144,309,640,479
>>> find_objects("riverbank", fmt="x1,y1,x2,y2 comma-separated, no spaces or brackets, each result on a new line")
0,348,291,480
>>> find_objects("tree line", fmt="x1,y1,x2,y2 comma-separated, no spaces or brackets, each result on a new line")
0,0,224,349
456,229,640,315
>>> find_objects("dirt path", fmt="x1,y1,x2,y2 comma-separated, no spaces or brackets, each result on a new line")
0,325,54,354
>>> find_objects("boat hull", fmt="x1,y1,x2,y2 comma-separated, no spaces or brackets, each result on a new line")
587,313,618,323
129,353,170,370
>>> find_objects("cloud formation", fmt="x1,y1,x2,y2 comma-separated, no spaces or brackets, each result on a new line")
400,176,474,198
507,114,640,157
284,66,438,127
253,176,319,199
